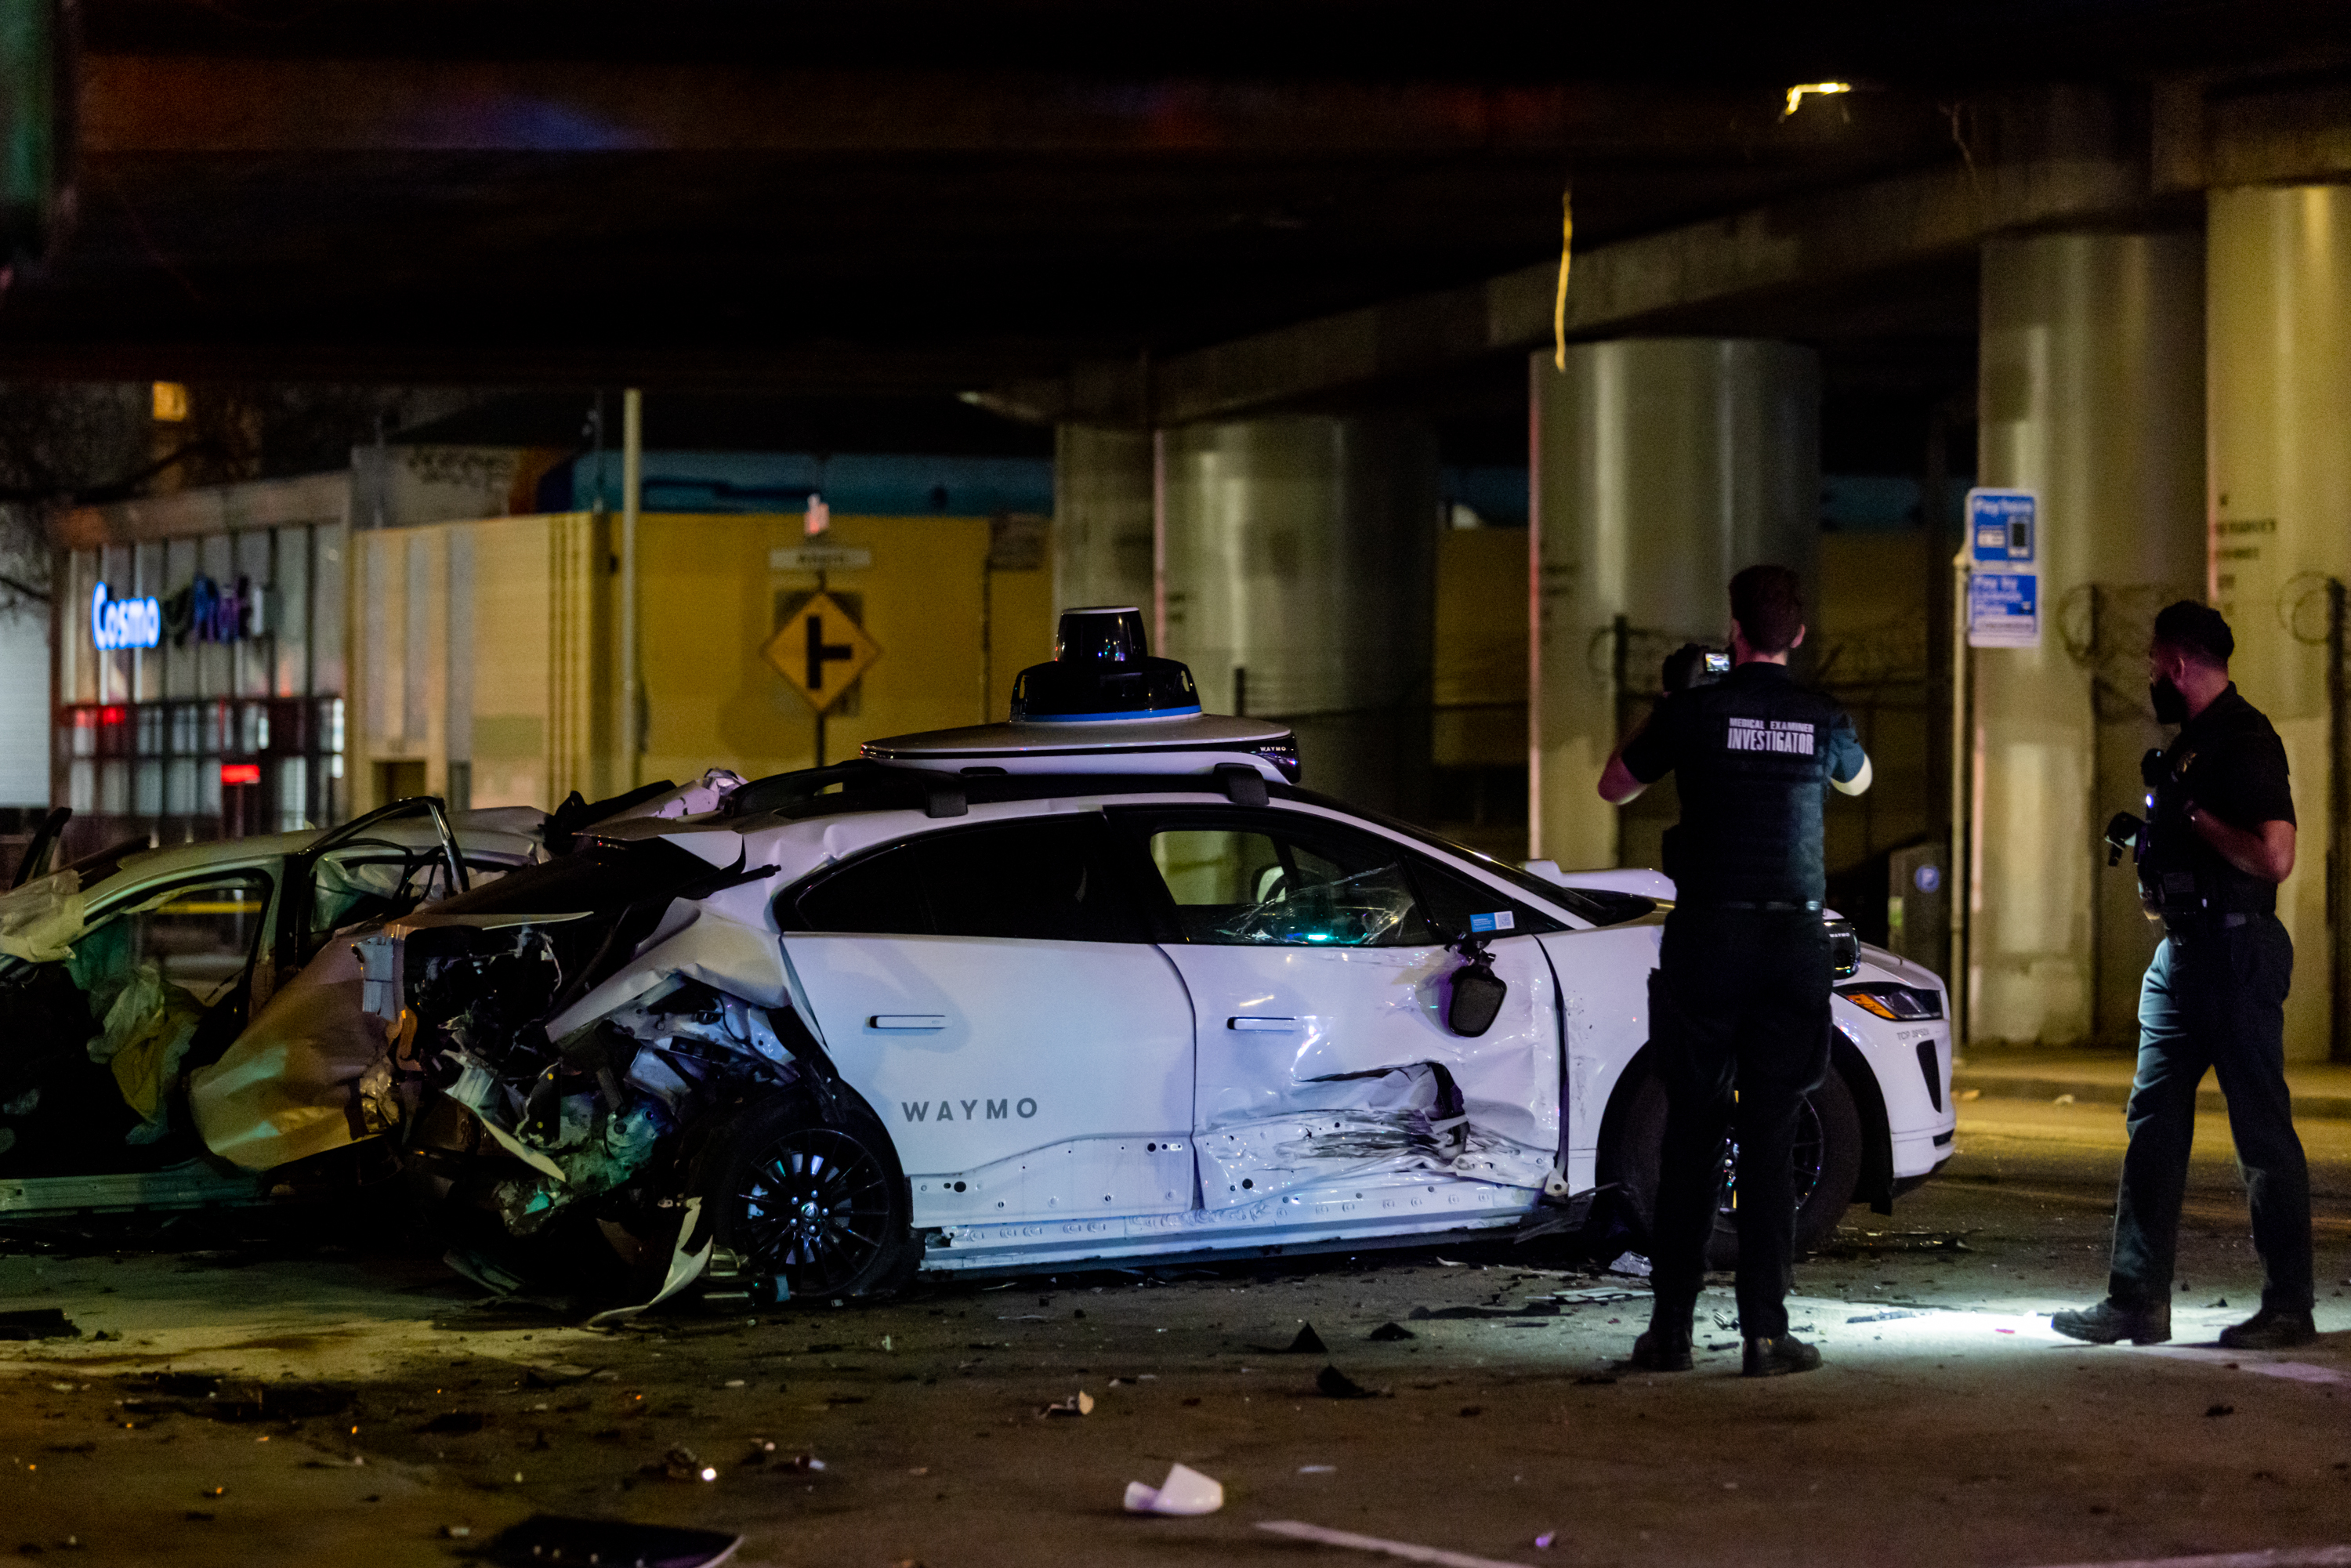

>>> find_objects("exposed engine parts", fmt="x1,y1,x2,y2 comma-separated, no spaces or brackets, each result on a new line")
361,910,813,1287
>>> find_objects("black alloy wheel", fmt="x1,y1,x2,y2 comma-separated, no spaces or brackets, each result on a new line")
1714,1094,1829,1226
1603,1064,1864,1269
708,1092,916,1302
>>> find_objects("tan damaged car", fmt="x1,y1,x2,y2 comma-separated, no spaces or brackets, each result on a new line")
0,798,549,1219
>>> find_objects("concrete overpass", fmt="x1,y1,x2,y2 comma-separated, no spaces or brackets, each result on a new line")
13,2,2351,1058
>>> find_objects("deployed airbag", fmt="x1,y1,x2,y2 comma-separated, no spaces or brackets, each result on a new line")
190,941,391,1170
0,871,85,964
87,961,205,1144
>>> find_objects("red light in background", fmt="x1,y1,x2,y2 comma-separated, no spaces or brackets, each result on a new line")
219,762,262,786
100,705,127,725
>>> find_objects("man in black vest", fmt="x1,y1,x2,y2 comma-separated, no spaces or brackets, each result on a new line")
2054,601,2313,1349
1599,564,1871,1378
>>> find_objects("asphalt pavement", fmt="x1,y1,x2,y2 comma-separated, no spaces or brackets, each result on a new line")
0,1094,2346,1568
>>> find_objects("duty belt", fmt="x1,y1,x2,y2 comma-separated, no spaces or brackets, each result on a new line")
1690,899,1823,913
2162,909,2256,936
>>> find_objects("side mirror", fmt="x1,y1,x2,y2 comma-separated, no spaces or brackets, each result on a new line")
1447,941,1507,1037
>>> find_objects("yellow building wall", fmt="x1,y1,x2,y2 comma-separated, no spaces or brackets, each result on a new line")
985,563,1056,722
345,509,1081,816
634,512,1051,785
350,512,612,817
1433,528,1531,769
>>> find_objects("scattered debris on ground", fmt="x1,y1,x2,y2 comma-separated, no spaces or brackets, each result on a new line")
0,1308,77,1340
1125,1462,1223,1516
1317,1364,1386,1400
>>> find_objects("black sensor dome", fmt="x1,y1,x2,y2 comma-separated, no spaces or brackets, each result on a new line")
1011,606,1201,722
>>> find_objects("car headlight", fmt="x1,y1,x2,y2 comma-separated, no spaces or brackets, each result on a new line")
1835,982,1944,1021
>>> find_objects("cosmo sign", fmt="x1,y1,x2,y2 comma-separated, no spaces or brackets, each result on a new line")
89,582,162,652
89,574,269,653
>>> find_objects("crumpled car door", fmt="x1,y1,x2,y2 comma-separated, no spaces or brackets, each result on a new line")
190,796,501,1174
1116,808,1562,1213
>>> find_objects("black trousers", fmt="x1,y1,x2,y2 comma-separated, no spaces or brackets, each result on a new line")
2110,915,2313,1313
1647,905,1831,1340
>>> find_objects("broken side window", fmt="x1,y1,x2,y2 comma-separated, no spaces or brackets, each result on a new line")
71,871,274,1013
304,849,516,959
1143,822,1436,948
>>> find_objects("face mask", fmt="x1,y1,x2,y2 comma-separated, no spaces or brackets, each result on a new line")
2150,675,2189,726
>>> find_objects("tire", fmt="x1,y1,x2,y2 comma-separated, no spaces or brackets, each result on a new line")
702,1090,918,1302
1603,1063,1864,1270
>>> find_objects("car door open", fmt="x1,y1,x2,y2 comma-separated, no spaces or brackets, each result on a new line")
0,867,274,1175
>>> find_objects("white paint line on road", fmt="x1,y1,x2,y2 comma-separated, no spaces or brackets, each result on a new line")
1255,1519,1531,1568
2133,1346,2351,1385
1776,1299,2351,1388
2019,1545,2351,1568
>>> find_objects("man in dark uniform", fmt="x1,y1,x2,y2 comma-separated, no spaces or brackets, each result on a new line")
2055,602,2314,1349
1599,564,1870,1378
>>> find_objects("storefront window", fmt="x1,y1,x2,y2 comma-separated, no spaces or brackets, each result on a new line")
57,522,345,853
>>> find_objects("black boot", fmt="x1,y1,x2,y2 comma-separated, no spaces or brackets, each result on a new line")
1630,1327,1692,1371
1741,1334,1821,1378
1629,1302,1694,1371
2218,1306,2316,1350
2050,1297,2171,1345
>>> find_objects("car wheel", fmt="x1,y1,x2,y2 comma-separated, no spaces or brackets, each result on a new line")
1603,1063,1863,1270
704,1091,918,1302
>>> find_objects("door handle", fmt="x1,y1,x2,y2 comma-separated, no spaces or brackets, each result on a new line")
1227,1016,1299,1031
871,1015,947,1030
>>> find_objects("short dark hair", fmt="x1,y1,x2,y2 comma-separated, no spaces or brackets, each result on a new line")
1729,564,1804,654
2151,600,2233,668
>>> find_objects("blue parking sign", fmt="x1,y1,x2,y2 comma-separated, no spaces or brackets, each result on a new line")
1967,488,2037,565
1969,570,2040,648
1965,488,2040,648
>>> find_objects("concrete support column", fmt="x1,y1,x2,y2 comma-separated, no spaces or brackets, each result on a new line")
1969,233,2206,1048
2207,186,2351,1063
1160,416,1439,814
1052,425,1156,615
1531,340,1820,873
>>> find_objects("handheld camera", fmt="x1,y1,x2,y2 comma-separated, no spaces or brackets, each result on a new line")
1661,643,1732,693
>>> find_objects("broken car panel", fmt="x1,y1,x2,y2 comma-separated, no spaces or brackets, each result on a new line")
357,608,1958,1304
0,799,545,1215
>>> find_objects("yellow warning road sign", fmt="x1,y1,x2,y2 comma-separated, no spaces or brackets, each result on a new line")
764,592,882,713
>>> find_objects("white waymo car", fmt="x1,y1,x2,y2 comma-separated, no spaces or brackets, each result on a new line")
360,609,1955,1305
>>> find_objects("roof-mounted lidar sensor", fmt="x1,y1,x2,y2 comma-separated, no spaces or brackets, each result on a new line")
1011,606,1200,722
859,607,1300,781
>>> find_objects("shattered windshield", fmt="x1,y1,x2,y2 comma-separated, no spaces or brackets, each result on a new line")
1214,861,1418,947
1149,827,1435,947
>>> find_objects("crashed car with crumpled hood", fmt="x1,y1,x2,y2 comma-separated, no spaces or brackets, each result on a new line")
0,798,550,1218
356,607,1957,1312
